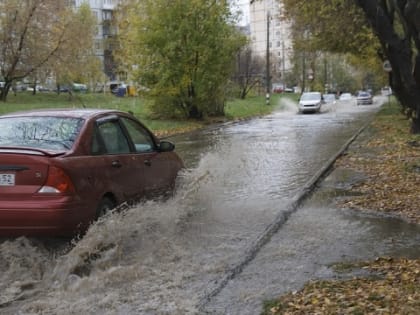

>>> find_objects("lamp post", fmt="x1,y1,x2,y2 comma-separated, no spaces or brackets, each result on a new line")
266,11,271,105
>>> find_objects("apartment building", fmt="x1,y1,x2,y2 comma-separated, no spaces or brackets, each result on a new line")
249,0,293,87
73,0,120,80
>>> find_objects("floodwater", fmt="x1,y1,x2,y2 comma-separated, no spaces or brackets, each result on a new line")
1,97,419,314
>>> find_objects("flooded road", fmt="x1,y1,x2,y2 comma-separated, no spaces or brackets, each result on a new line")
1,97,419,314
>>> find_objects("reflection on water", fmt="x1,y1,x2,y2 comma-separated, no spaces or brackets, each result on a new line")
1,98,417,314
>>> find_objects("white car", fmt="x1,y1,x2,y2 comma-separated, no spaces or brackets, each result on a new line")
339,93,353,102
323,93,337,104
381,86,392,96
356,91,373,105
298,92,322,113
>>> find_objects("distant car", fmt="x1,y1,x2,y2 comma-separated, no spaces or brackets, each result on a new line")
381,86,392,96
298,92,322,113
28,85,50,92
323,93,336,104
72,83,88,93
272,86,283,93
57,86,70,93
37,86,50,92
356,91,373,105
339,93,353,102
0,109,183,236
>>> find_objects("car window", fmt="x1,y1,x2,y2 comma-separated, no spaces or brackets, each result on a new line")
0,116,83,150
91,126,106,155
97,121,130,154
300,93,321,101
120,117,155,153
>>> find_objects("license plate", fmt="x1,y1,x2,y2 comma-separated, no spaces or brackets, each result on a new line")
0,174,15,186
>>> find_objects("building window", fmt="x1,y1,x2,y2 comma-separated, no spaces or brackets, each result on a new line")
103,10,112,21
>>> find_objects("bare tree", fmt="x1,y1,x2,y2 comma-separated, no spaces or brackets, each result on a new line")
234,47,264,99
0,0,98,100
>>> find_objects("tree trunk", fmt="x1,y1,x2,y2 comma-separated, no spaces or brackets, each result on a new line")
240,88,247,99
0,81,12,102
411,109,420,133
188,105,203,119
356,0,420,134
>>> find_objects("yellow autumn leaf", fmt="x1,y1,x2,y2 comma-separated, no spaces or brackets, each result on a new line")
311,298,319,304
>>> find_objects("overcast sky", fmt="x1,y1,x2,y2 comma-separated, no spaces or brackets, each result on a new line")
231,0,250,25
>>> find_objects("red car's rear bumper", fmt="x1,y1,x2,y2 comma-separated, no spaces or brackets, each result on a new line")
0,196,94,236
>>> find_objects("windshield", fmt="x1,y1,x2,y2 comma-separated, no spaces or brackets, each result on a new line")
0,116,84,150
300,93,321,101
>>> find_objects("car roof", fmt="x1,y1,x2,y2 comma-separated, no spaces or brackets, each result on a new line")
302,92,321,95
0,108,126,119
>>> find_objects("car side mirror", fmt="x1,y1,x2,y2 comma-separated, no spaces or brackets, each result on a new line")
158,141,175,152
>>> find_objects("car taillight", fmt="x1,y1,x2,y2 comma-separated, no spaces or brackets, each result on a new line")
38,166,76,194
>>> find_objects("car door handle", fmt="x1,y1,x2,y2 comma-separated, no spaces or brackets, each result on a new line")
112,160,122,168
144,159,152,166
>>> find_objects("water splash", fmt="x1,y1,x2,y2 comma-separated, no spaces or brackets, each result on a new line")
0,162,225,314
278,96,298,113
0,237,55,307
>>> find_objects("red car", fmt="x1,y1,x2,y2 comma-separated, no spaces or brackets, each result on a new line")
0,109,183,236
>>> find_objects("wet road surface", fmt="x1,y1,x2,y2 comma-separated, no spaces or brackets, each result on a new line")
1,97,419,314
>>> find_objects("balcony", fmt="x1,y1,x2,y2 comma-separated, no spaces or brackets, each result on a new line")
103,4,114,10
102,2,115,10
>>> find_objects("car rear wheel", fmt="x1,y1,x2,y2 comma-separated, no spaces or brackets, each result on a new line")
95,197,115,219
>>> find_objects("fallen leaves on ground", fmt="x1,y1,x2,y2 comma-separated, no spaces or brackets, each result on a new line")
264,257,420,315
334,112,420,224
